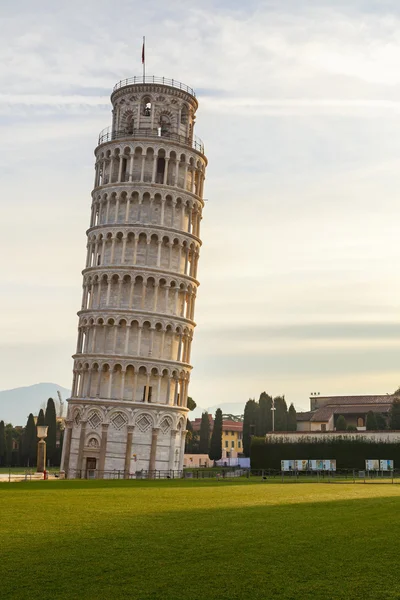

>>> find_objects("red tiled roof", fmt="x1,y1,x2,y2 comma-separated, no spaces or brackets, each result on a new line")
313,395,393,405
296,411,315,422
191,418,242,432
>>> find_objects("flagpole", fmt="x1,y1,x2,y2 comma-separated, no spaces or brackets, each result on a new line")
142,36,145,82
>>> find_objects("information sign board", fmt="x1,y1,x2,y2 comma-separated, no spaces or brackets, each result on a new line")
380,460,394,471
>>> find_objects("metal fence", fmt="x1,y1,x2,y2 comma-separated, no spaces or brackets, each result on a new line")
3,467,400,483
66,469,184,480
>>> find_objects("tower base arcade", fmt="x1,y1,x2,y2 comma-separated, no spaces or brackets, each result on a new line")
62,400,187,477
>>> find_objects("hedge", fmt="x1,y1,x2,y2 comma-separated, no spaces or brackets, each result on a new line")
250,436,400,469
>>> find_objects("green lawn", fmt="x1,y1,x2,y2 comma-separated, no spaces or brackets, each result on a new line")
1,480,400,599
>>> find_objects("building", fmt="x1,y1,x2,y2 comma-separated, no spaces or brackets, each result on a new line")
61,75,207,477
296,395,392,432
191,415,243,457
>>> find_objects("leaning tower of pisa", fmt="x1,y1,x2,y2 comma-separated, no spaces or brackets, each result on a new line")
61,76,207,477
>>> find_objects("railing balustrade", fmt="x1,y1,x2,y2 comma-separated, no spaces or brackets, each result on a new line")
112,76,196,97
97,126,204,154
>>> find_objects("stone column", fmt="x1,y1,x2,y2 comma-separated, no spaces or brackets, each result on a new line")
129,155,134,181
76,420,87,477
61,420,73,475
148,427,160,474
168,429,178,471
124,425,135,478
98,423,109,474
179,430,187,470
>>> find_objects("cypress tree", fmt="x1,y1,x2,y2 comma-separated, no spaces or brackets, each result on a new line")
256,392,272,435
37,409,45,426
366,411,378,430
45,398,57,465
243,399,258,457
185,418,194,453
5,425,13,466
287,404,297,431
23,413,37,467
390,399,400,430
209,409,223,462
199,412,210,454
336,415,347,431
274,396,288,431
0,421,6,466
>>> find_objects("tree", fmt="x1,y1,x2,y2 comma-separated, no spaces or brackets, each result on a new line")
45,398,57,465
22,413,37,467
199,412,210,454
0,421,6,466
256,392,272,436
243,399,259,457
287,404,297,431
336,415,347,431
187,397,196,411
37,409,45,426
390,399,400,430
209,409,223,462
5,424,13,466
366,411,378,430
274,396,288,431
376,413,387,430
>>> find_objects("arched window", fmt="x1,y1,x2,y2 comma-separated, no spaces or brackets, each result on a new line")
160,114,170,136
142,97,151,117
126,115,134,134
357,417,364,427
181,105,188,124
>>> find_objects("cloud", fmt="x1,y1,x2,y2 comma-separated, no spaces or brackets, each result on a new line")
1,0,400,409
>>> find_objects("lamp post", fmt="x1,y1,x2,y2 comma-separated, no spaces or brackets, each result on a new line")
36,425,48,473
271,398,276,432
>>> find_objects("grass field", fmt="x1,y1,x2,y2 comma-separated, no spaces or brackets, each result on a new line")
1,480,400,599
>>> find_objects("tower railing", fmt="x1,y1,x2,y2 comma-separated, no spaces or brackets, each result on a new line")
113,76,196,97
97,126,205,154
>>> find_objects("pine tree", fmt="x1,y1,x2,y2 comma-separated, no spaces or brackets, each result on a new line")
287,404,297,431
274,396,288,431
199,412,210,454
209,409,223,462
45,398,57,465
336,415,347,431
37,409,45,426
390,399,400,430
243,399,259,457
0,421,6,467
187,397,196,411
366,411,378,430
256,392,272,435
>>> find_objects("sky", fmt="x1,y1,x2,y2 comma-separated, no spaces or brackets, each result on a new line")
2,0,400,411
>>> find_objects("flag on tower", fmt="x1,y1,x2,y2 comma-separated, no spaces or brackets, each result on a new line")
142,38,145,64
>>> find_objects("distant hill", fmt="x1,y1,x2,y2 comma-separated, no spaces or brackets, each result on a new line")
0,383,71,425
191,401,245,419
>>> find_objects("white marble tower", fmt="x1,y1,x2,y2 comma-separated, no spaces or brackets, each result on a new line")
61,76,207,477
